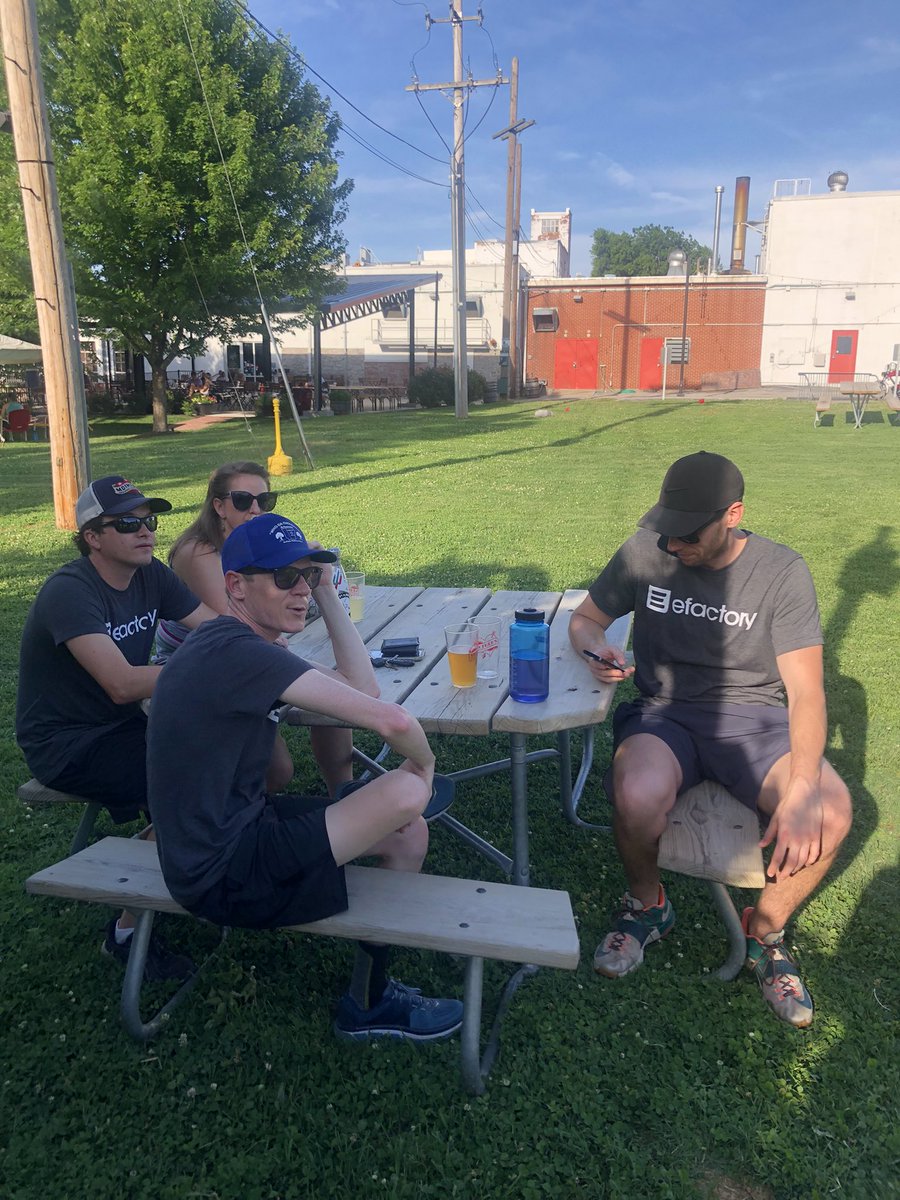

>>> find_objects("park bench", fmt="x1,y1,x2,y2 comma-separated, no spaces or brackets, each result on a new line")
18,778,103,855
25,835,580,1095
658,780,765,979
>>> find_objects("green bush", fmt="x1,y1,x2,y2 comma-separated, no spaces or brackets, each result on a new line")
408,367,453,408
329,388,352,414
467,368,487,403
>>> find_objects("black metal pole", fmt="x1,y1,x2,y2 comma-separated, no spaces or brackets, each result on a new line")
677,255,690,396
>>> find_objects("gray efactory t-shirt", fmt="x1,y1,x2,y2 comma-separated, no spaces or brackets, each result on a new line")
588,528,822,707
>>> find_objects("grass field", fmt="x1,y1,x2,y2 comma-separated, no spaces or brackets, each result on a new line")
0,396,897,1200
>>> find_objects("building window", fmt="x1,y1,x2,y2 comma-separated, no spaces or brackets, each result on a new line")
532,308,559,333
465,296,483,317
541,219,559,235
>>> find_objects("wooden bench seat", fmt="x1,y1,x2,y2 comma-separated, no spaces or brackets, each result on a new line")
18,778,103,854
26,836,580,1094
658,781,765,979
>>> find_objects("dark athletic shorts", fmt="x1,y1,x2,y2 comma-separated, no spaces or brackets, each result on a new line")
45,714,149,824
190,793,348,930
610,699,792,811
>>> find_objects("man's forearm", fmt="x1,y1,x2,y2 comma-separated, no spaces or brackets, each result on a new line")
316,586,378,695
786,692,827,785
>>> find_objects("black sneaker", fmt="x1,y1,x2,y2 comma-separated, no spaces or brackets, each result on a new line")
102,919,196,982
334,979,463,1042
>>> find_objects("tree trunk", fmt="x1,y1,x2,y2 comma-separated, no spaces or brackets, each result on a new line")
150,361,169,433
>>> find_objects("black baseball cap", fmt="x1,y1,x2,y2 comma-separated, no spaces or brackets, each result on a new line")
638,451,744,538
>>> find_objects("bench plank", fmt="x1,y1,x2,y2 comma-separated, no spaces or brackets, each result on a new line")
658,781,765,888
26,836,580,969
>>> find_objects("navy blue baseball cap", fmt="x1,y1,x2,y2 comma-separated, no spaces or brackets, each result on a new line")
76,475,171,529
221,512,337,575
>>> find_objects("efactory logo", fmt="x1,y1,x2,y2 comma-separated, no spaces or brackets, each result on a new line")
645,585,758,630
106,608,158,642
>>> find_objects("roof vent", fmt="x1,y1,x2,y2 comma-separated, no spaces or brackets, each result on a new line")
827,171,849,192
666,250,687,277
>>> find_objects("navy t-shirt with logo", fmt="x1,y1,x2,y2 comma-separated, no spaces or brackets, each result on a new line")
588,529,823,707
16,556,198,783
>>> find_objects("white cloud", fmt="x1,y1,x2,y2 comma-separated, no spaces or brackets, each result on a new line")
606,163,636,188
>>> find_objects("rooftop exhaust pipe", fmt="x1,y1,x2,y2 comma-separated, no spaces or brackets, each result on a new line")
729,176,750,273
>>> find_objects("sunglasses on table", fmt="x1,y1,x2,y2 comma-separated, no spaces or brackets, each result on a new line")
239,564,323,590
226,490,278,512
101,514,159,534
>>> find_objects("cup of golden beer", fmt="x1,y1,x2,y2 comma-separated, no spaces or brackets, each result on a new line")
346,572,365,622
444,623,479,688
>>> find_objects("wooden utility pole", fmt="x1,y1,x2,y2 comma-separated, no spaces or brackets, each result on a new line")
406,2,507,419
492,61,533,402
1,0,90,529
510,140,523,396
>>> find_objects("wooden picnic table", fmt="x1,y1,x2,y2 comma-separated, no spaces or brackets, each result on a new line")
287,584,629,886
341,385,403,412
837,381,882,429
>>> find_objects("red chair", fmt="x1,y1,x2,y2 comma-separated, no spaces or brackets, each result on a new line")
5,407,32,441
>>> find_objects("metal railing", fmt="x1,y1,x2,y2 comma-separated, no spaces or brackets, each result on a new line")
798,371,880,402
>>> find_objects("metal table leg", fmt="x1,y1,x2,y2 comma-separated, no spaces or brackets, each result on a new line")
707,881,748,981
509,732,530,886
559,727,612,833
460,954,539,1095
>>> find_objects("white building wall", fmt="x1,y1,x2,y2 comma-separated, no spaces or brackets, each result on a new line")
761,191,900,384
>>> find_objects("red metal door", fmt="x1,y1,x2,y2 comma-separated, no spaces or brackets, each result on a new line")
639,337,664,390
554,338,598,390
828,330,858,382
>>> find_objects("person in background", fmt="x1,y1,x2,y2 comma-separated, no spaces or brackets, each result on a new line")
155,461,354,797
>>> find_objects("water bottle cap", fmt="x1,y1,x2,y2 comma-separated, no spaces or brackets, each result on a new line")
514,608,545,623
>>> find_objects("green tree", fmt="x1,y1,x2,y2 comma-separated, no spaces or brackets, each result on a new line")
0,90,38,341
591,224,713,277
35,0,350,432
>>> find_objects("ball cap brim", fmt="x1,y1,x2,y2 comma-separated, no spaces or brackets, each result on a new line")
638,451,744,538
221,512,337,575
76,475,171,529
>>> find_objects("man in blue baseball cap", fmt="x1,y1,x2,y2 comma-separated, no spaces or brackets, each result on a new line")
147,513,462,1043
17,474,219,980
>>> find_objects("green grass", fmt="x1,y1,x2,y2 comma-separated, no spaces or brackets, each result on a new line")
1,397,898,1200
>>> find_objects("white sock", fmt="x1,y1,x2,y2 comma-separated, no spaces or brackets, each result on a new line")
114,921,134,945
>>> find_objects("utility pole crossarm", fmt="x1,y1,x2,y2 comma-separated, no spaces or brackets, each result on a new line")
405,77,508,92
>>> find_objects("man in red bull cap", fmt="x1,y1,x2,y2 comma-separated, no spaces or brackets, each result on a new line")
569,451,852,1029
17,474,219,980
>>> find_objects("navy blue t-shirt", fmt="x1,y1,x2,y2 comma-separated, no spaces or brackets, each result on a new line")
16,556,198,783
148,617,312,909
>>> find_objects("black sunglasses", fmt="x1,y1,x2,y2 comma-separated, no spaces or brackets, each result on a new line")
675,511,725,544
226,489,278,513
239,564,322,590
101,514,159,534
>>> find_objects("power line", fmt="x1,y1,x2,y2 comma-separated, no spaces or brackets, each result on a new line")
236,1,447,166
341,125,447,188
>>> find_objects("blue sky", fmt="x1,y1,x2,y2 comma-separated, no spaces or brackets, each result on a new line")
251,0,900,276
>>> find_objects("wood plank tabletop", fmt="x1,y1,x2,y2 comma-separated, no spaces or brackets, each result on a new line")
286,584,423,668
493,592,632,734
402,590,562,735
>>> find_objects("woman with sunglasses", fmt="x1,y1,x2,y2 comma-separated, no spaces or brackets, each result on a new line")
156,461,354,796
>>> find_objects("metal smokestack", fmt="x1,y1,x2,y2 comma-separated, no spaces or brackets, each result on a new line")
729,176,750,273
711,185,724,274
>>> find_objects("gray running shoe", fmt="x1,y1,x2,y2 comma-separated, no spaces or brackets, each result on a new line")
742,908,814,1028
593,889,675,978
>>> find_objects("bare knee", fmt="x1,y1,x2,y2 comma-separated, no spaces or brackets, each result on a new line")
822,776,853,853
612,751,678,837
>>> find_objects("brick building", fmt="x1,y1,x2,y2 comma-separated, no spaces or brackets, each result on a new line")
524,275,766,392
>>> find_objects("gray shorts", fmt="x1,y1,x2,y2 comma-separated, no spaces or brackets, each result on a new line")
610,699,792,811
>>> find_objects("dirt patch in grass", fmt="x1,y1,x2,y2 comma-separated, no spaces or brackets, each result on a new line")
698,1170,775,1200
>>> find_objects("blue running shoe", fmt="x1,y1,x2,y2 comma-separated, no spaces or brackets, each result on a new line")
334,979,463,1042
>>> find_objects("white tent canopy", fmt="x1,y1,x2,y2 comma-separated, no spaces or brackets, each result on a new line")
0,335,43,365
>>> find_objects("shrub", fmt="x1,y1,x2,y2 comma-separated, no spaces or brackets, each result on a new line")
329,388,352,415
408,367,454,409
467,368,487,403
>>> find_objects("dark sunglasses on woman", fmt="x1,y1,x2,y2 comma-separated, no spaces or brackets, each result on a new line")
226,490,278,513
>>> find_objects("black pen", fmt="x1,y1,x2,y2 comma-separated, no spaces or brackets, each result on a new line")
582,648,628,671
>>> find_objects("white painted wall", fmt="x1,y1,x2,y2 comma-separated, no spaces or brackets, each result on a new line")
761,191,900,384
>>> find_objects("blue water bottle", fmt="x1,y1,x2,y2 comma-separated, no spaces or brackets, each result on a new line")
509,608,550,703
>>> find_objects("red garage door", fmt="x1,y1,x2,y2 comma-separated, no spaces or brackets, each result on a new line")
554,338,598,390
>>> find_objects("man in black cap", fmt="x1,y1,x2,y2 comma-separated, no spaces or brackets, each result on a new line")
569,451,851,1027
16,474,217,978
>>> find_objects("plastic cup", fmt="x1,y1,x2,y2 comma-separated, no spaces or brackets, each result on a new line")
445,623,479,688
346,572,365,622
469,617,501,679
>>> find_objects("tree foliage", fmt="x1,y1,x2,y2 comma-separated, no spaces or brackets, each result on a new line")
32,0,351,430
591,224,713,277
0,82,39,341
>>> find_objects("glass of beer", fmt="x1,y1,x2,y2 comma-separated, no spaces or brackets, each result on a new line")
346,572,365,622
444,623,479,688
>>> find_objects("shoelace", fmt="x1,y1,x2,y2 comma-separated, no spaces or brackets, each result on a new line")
757,944,802,999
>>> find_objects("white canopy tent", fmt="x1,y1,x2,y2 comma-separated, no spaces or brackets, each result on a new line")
0,336,43,365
